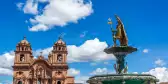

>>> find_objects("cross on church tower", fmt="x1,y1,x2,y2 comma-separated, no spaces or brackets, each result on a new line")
24,36,26,40
38,51,44,59
58,33,66,40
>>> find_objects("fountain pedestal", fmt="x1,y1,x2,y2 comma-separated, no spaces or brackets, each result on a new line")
104,46,137,74
87,74,159,84
87,46,159,84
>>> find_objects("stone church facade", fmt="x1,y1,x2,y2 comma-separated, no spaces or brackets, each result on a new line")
12,37,74,84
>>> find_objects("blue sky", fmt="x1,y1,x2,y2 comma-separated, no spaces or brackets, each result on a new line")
0,0,168,83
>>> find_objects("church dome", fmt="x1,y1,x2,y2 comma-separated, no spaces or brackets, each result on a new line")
55,39,65,45
21,39,29,44
53,37,67,52
18,37,30,45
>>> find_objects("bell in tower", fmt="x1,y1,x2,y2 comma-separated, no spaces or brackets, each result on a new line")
14,37,33,64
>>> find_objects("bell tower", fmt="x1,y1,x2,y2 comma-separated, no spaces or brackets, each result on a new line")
49,38,68,64
14,37,33,65
49,37,71,84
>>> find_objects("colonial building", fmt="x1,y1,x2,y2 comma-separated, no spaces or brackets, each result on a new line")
12,37,74,84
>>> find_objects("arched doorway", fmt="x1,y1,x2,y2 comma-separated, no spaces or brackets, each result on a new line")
29,79,33,84
48,79,51,84
57,81,61,84
18,81,22,84
37,78,41,84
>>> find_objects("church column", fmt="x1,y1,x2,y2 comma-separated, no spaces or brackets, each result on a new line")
25,54,28,63
63,54,65,63
16,54,19,63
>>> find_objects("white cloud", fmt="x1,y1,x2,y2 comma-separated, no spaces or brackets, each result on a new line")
67,38,115,62
0,51,14,76
68,68,80,76
38,0,48,3
75,76,89,84
17,0,93,31
29,23,49,31
23,0,38,15
90,68,109,75
0,68,13,76
33,47,53,58
0,51,14,70
132,72,138,74
142,67,168,83
155,59,166,66
29,18,38,24
16,3,24,10
143,49,149,53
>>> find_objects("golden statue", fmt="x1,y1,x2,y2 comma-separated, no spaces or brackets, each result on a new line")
108,15,128,47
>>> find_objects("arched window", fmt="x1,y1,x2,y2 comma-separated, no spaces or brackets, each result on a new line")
18,81,22,84
63,47,66,51
58,47,61,50
17,47,19,51
25,47,28,51
22,47,24,51
57,81,61,84
20,54,25,62
57,54,62,62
